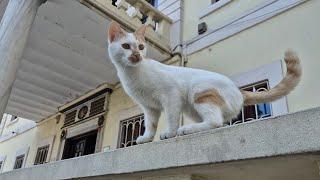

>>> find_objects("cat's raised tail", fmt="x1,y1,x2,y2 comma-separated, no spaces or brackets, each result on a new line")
241,50,302,105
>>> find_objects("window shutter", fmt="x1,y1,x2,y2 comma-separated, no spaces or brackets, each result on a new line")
64,110,77,126
89,97,105,116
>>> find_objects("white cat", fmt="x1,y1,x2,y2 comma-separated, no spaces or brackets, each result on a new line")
107,22,302,144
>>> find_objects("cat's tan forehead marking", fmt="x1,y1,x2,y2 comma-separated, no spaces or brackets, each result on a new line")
194,89,226,106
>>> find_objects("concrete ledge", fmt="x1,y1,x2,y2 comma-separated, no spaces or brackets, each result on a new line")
1,107,320,179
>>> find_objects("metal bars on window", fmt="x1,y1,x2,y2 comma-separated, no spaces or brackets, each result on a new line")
118,114,145,148
34,145,49,165
230,81,272,125
13,155,25,169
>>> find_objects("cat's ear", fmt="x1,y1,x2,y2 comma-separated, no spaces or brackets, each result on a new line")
108,21,126,43
134,25,147,41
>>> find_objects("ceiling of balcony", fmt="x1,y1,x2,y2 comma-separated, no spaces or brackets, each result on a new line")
5,0,170,122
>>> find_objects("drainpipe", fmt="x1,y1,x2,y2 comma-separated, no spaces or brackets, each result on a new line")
180,0,186,126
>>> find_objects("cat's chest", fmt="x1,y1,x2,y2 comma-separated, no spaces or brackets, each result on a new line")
125,80,156,97
121,75,160,103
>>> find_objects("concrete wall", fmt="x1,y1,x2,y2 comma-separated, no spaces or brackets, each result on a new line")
183,0,267,41
183,0,320,112
157,0,182,50
158,0,181,22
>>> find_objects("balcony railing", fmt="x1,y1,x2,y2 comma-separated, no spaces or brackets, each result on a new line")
78,0,173,53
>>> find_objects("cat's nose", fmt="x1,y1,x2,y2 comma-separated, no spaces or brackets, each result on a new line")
129,51,141,63
133,51,140,58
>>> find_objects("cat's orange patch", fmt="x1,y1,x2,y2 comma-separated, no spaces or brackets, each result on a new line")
194,89,225,106
108,21,126,43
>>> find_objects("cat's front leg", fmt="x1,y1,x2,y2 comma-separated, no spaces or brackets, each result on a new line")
136,107,160,144
160,98,182,140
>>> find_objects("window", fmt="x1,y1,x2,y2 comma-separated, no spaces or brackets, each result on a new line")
230,81,272,125
13,155,25,169
118,114,145,148
34,145,49,165
146,0,158,7
62,130,98,160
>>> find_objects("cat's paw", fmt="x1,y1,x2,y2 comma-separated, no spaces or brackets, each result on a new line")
136,135,153,144
160,130,177,140
177,125,196,136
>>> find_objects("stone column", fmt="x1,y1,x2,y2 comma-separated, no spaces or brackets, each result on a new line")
0,86,11,122
0,0,44,122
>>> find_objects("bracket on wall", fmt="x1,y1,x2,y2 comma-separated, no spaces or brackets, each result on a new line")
198,22,207,35
60,129,67,140
98,116,105,127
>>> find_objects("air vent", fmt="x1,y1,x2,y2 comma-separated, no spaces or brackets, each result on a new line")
62,93,107,127
89,97,105,116
64,110,77,126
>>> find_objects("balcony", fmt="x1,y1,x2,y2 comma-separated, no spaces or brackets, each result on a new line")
4,0,173,122
0,107,319,180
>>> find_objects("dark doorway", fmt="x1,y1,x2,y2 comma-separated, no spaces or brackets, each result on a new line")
62,130,98,160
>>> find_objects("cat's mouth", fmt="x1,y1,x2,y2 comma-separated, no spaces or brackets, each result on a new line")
128,53,142,64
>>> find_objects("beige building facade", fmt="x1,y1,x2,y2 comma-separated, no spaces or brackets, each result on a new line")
0,0,319,179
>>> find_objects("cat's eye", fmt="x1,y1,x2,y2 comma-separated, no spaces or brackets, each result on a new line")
121,43,131,49
138,44,144,50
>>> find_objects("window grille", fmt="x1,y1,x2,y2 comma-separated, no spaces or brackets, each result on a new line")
230,81,272,125
118,114,145,148
34,145,49,165
13,155,25,169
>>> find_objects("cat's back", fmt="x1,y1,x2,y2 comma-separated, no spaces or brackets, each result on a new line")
143,59,236,93
146,59,228,81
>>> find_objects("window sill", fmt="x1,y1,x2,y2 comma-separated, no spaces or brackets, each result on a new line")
199,0,232,19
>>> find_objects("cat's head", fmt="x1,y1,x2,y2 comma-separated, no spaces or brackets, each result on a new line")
107,21,147,66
